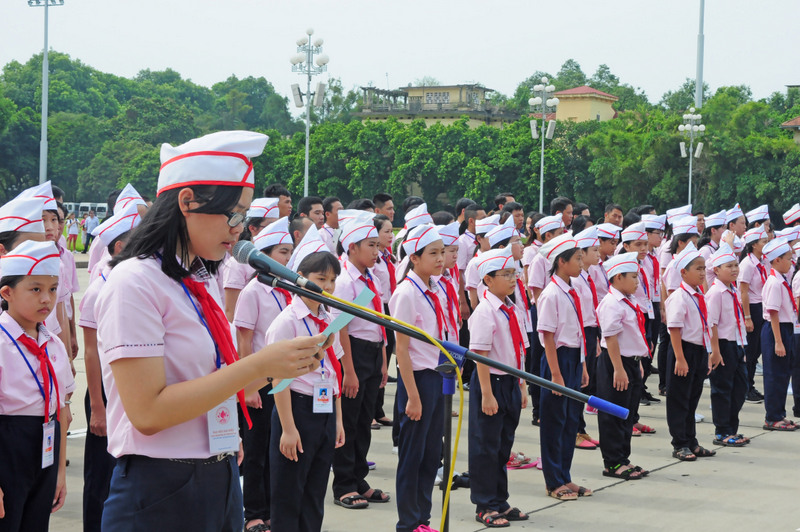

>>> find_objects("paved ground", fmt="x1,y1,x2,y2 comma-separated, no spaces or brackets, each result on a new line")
49,262,800,532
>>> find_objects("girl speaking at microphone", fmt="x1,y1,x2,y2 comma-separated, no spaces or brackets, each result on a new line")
96,131,325,532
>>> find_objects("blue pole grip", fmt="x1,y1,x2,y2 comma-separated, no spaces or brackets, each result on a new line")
587,395,629,420
439,340,466,367
442,375,455,395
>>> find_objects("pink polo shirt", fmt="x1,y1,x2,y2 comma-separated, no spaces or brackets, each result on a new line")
0,312,75,417
92,250,112,283
223,260,255,291
320,224,337,254
78,268,109,330
527,253,551,293
633,262,654,317
97,255,229,459
233,277,289,353
597,287,649,357
792,270,800,299
513,267,533,333
464,252,482,290
662,260,682,293
457,231,478,271
665,283,709,349
331,260,384,343
699,241,719,286
372,253,393,304
572,271,598,328
87,238,106,276
389,270,443,371
536,275,584,358
469,291,528,374
589,262,610,302
264,297,343,397
706,279,746,345
762,271,798,324
658,240,673,269
522,243,539,268
738,254,768,304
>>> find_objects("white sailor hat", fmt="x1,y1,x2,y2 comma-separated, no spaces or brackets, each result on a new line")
666,204,692,224
743,227,767,244
253,217,292,251
477,247,516,279
535,215,563,235
476,214,501,236
774,227,800,242
603,252,639,278
157,130,268,196
538,233,578,263
114,183,147,214
0,240,60,276
726,203,744,224
745,205,769,224
709,243,737,267
486,216,520,248
783,204,800,226
763,238,792,262
641,214,666,231
621,222,648,243
704,210,727,228
15,181,56,209
437,221,460,247
246,197,279,219
403,203,433,230
595,223,621,240
0,196,46,234
574,226,599,249
91,202,141,247
288,225,330,272
674,242,702,271
402,224,442,256
672,216,698,236
340,212,378,249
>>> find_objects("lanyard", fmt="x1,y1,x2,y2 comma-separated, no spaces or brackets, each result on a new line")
270,290,286,311
727,285,746,344
681,283,709,348
0,323,54,413
550,275,586,355
406,276,438,317
179,282,222,369
301,317,326,377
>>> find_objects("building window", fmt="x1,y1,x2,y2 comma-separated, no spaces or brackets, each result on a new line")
425,91,450,104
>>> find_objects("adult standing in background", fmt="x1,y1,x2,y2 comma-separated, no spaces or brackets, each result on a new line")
83,210,99,254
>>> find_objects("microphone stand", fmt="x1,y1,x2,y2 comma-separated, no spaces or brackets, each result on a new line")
256,272,629,532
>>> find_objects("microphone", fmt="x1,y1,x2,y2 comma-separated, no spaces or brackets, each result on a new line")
232,240,323,294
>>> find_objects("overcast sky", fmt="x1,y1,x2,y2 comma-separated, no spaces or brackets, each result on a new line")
2,0,798,114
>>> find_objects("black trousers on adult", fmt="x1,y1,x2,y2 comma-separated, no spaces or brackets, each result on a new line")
375,304,396,420
709,339,748,436
460,293,475,382
745,302,765,391
332,336,383,499
578,325,600,434
528,304,545,418
761,322,795,422
102,454,242,532
395,369,443,532
468,373,520,513
0,415,60,532
665,340,708,450
242,384,275,523
596,351,643,469
656,321,669,392
83,390,115,532
269,392,336,532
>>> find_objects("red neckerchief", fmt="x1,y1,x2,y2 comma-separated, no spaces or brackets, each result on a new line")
752,254,768,283
620,297,649,357
516,278,531,311
359,272,387,341
273,287,293,305
681,282,709,350
306,314,343,398
382,249,397,294
551,275,587,357
649,252,660,292
771,269,799,315
182,278,252,428
726,283,745,344
500,303,525,370
441,274,461,337
16,332,60,422
639,264,650,299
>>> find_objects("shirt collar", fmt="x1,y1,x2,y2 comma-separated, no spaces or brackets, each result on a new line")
344,259,370,282
550,274,572,292
0,311,51,347
681,282,700,296
608,286,630,303
482,289,510,310
289,294,329,322
407,269,438,293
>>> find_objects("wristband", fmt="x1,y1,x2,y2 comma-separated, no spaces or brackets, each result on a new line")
744,315,751,319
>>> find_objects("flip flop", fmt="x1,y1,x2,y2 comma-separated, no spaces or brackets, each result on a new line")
334,495,369,509
360,489,391,503
503,507,529,521
546,487,577,501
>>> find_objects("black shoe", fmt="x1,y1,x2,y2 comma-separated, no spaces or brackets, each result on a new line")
640,396,651,406
745,390,763,404
642,391,661,404
387,375,397,383
462,382,470,391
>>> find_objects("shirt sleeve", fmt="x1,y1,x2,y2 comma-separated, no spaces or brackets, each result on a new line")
597,299,624,337
664,292,686,330
468,305,496,351
528,257,547,289
536,289,559,333
761,278,782,313
389,286,416,327
705,288,723,328
232,283,259,330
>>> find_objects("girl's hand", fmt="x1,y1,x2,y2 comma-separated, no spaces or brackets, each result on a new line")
709,351,724,371
482,393,499,416
52,469,67,512
405,395,422,421
613,368,629,391
259,336,323,379
342,371,359,399
550,373,565,396
745,318,754,333
674,358,689,377
245,392,262,409
776,342,786,357
335,421,346,448
280,428,303,461
520,386,528,410
581,367,590,389
89,403,107,437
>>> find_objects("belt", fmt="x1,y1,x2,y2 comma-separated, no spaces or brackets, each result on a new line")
167,452,235,465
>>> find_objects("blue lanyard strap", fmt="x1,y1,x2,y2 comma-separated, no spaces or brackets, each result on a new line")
302,317,325,374
179,281,222,369
0,323,53,406
270,290,285,311
406,277,437,316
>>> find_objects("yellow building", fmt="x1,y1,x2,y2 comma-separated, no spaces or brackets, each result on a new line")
780,117,800,145
355,84,518,128
553,85,618,122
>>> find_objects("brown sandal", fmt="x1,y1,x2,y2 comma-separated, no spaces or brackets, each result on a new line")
546,487,577,501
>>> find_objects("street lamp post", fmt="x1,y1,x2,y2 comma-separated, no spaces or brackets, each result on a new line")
528,78,559,213
678,107,706,204
290,28,329,197
28,0,64,186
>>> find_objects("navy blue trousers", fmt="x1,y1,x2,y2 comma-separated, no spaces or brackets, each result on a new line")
666,341,708,450
539,346,582,490
242,384,275,523
82,390,115,532
102,454,242,532
0,415,60,532
578,326,600,433
527,304,544,417
596,351,642,469
468,373,520,513
269,392,336,532
761,322,795,422
709,339,748,436
395,369,443,532
746,303,765,391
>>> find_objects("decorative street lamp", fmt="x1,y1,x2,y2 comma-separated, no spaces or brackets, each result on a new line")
528,78,559,213
678,107,706,204
290,28,329,197
28,0,64,185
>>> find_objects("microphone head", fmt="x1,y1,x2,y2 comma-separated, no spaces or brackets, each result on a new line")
232,240,256,265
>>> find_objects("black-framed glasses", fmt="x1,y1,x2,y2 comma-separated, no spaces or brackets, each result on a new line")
223,211,246,227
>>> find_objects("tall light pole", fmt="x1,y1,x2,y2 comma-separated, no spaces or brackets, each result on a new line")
29,0,64,185
678,108,706,204
695,0,705,108
289,28,329,197
528,77,559,213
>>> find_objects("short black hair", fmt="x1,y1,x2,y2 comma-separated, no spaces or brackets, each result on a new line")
298,196,323,216
348,198,375,211
605,203,623,215
263,184,290,198
402,196,424,212
373,213,392,231
622,212,641,228
571,215,589,234
52,185,65,202
550,196,573,215
373,193,393,208
289,216,312,244
455,198,476,216
574,202,589,215
634,204,655,216
0,231,23,252
322,196,341,213
297,251,341,278
106,188,122,214
494,193,512,208
502,201,523,214
431,211,455,225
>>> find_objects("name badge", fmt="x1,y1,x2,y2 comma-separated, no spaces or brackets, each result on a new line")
42,420,55,469
207,397,239,454
313,377,334,414
794,323,800,335
652,291,661,303
647,307,655,320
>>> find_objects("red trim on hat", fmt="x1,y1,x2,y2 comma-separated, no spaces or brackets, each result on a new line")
1,252,60,275
405,226,435,253
606,260,639,276
341,225,377,246
477,253,514,273
0,216,42,231
157,179,255,197
545,238,577,259
248,205,279,218
158,150,255,196
255,231,292,248
98,213,140,237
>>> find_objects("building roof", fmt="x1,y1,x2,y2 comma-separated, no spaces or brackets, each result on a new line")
780,116,800,129
398,84,494,93
554,85,618,101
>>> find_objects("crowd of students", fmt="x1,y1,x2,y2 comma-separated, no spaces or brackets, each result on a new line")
1,129,799,532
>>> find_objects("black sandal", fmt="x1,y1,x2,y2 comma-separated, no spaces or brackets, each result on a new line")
672,447,696,461
333,495,369,509
476,510,510,528
245,524,270,532
360,488,390,503
713,435,746,447
692,446,716,458
602,463,643,480
503,507,529,521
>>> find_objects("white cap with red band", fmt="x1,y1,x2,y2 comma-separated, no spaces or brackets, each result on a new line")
595,223,621,240
621,222,648,243
253,217,292,251
726,203,744,224
486,216,520,247
289,225,330,272
704,210,726,228
403,203,433,230
402,224,441,256
745,204,769,223
478,247,515,278
672,216,698,236
92,202,142,247
783,204,800,225
476,214,501,235
743,227,766,244
538,233,578,263
437,221,460,247
603,252,639,277
763,238,791,262
709,243,737,267
0,240,60,276
535,215,563,235
16,181,56,209
0,197,46,234
247,198,279,219
114,183,147,214
666,204,692,224
674,242,701,271
574,226,599,249
340,212,378,249
641,214,666,231
157,130,269,196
